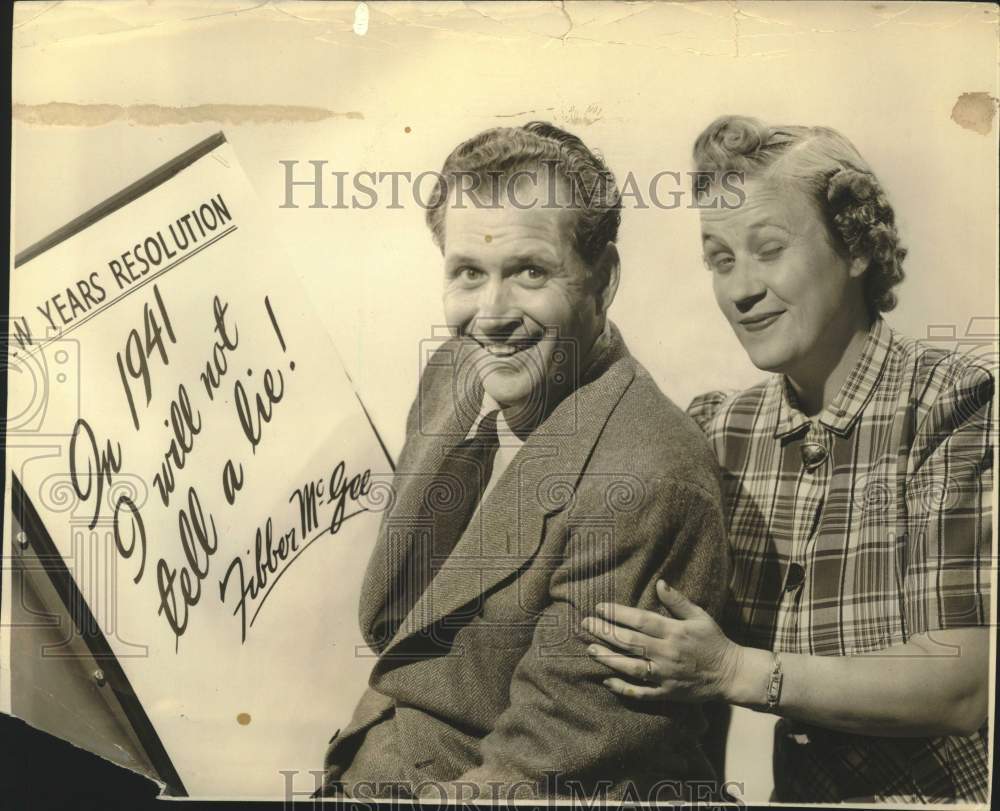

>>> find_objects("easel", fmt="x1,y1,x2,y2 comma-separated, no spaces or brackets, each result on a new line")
7,474,184,794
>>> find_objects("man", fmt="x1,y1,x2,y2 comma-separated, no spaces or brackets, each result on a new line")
321,123,729,802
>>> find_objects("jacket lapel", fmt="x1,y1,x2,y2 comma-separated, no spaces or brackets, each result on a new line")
358,338,483,649
372,325,636,659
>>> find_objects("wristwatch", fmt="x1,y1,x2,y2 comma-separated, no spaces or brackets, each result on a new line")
765,652,783,712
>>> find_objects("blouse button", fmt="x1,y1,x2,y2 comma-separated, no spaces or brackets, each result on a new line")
800,441,828,471
785,562,805,592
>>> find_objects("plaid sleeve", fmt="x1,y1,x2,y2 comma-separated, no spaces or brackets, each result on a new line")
903,364,995,635
686,390,731,435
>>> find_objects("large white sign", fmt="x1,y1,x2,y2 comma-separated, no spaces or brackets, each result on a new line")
5,136,390,796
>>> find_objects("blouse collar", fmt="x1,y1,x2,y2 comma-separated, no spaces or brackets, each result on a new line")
771,317,893,439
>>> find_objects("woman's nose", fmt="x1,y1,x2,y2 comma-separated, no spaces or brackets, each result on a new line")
726,260,767,314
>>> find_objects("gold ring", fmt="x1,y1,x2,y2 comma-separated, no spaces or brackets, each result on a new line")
645,659,654,680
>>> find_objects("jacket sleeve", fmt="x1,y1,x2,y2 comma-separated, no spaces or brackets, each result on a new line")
439,477,730,797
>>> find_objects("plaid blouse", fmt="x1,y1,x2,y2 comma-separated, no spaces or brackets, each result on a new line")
688,317,995,804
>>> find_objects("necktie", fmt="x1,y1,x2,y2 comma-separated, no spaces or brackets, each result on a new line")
381,410,501,641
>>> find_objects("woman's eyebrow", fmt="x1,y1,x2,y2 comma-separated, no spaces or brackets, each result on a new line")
747,218,792,233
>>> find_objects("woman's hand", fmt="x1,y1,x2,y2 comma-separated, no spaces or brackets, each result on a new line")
583,580,744,702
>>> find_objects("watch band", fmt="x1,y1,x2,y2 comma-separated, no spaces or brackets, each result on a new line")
765,652,783,712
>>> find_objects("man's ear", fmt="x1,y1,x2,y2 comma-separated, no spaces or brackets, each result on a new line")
593,242,621,315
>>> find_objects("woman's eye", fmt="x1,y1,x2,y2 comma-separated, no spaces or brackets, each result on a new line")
706,253,735,273
758,244,785,260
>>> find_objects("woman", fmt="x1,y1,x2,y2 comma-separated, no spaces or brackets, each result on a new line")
583,116,994,803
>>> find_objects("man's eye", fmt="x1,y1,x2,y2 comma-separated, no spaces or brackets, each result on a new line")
453,267,483,283
517,267,546,283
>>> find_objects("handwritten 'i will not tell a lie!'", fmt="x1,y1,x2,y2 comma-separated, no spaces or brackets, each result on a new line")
59,276,357,652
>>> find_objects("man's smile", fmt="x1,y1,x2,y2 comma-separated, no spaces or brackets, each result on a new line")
468,333,543,358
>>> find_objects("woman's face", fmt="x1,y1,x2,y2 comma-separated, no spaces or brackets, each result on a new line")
700,175,866,378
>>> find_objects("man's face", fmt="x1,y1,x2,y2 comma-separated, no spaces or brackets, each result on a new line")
441,181,606,417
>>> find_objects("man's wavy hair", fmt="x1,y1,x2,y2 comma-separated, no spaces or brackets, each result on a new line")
425,122,621,292
693,115,906,313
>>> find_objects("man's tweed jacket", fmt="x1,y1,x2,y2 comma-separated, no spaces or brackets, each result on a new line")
322,324,730,801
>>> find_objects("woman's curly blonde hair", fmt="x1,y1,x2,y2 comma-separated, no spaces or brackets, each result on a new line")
693,115,906,313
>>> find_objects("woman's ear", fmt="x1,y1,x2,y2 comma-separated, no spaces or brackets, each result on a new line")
594,242,621,315
848,253,871,279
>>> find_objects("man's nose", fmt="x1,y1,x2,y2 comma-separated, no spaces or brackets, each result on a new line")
473,279,521,341
727,259,767,314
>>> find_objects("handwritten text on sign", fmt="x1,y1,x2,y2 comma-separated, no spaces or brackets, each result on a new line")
7,138,387,796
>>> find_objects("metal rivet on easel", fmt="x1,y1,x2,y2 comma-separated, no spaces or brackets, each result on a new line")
92,669,106,687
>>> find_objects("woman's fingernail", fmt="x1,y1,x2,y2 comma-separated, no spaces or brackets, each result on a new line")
595,603,608,615
588,645,599,656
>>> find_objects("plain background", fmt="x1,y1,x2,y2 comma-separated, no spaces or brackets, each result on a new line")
11,1,999,801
